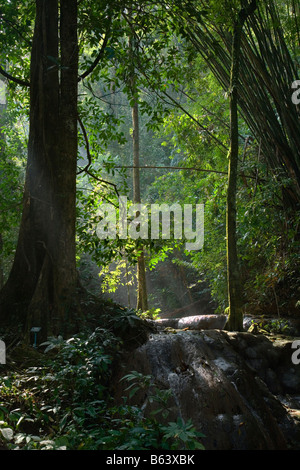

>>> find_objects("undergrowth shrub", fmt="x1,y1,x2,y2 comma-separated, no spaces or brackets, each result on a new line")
0,328,205,450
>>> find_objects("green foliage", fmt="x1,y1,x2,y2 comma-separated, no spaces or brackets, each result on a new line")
0,95,27,283
118,370,205,450
161,418,205,450
138,307,161,320
250,317,291,335
0,0,33,87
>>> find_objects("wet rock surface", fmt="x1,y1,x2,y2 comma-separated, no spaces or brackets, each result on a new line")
113,328,300,450
154,314,227,330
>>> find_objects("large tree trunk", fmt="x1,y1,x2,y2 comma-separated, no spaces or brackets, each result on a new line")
0,0,79,341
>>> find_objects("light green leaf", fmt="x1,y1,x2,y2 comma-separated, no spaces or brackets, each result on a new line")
0,427,13,441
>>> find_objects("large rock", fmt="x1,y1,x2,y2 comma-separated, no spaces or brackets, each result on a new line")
113,329,299,450
154,314,227,330
178,314,227,330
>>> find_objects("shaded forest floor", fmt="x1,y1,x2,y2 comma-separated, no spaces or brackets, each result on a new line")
0,295,162,450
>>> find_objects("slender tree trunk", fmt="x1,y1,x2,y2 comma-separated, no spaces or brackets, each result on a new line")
225,20,243,331
225,1,257,332
0,0,80,341
129,34,148,312
132,94,148,312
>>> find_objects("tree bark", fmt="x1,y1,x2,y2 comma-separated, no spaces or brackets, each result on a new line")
225,1,257,332
0,0,80,341
129,34,148,312
225,20,243,331
132,91,149,312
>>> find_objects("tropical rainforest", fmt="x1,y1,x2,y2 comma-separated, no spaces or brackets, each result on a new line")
0,0,299,452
